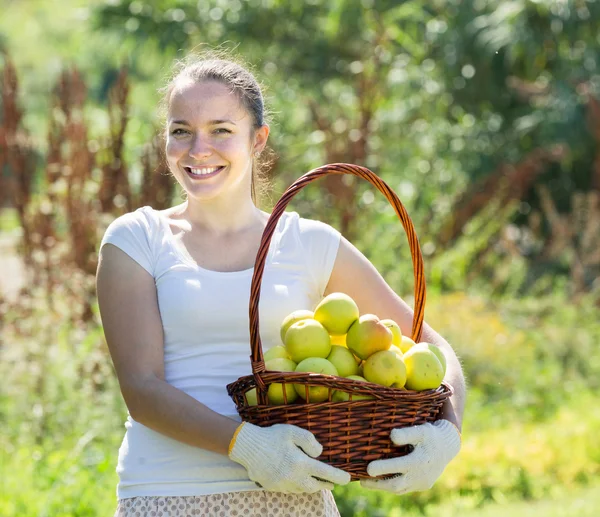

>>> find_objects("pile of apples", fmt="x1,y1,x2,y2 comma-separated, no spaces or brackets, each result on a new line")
246,292,447,406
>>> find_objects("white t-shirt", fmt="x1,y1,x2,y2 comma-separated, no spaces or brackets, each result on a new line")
99,206,341,498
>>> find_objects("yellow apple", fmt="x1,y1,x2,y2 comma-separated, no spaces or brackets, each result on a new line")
313,292,360,335
330,334,347,347
399,335,417,354
264,345,291,362
363,350,407,387
326,345,360,378
280,309,314,344
265,357,298,405
333,375,374,401
403,346,444,390
346,314,393,360
294,357,338,402
284,319,331,363
380,319,402,346
417,342,447,375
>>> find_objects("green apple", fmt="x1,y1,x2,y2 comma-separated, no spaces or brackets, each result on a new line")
399,335,417,354
389,345,404,358
326,345,360,378
265,357,298,405
280,309,314,344
346,314,393,360
380,319,402,347
417,342,447,375
363,350,407,387
332,374,374,401
284,319,331,363
264,345,291,362
403,346,444,390
294,357,338,402
265,357,297,371
313,293,360,336
246,388,258,406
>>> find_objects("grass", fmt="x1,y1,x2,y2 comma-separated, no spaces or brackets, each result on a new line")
420,483,600,517
1,290,599,516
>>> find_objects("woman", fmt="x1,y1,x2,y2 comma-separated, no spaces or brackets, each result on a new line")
96,52,465,517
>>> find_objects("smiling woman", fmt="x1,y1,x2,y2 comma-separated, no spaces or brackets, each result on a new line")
96,50,352,517
96,48,465,517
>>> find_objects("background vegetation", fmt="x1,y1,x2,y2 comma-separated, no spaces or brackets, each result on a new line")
1,1,599,515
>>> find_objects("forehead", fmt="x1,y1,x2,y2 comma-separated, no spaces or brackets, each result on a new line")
168,80,248,123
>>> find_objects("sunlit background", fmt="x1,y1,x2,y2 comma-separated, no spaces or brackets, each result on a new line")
1,1,599,516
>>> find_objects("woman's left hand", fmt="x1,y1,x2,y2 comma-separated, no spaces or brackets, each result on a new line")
360,420,461,495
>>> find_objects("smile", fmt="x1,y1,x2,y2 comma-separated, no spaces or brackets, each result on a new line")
184,166,225,179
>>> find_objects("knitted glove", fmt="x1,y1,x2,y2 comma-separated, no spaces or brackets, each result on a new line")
360,420,461,495
229,422,351,493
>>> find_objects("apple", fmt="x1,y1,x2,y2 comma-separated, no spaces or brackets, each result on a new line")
313,293,360,336
380,319,402,347
265,358,296,371
280,309,314,344
363,350,407,387
346,314,393,360
417,342,447,375
284,319,331,363
246,388,258,406
264,345,290,362
389,345,404,358
294,357,338,402
399,335,417,354
330,334,347,347
265,357,298,405
326,345,360,378
332,375,374,401
403,346,444,390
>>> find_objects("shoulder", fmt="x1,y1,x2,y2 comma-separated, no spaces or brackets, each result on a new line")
99,206,162,273
277,211,341,239
103,206,156,235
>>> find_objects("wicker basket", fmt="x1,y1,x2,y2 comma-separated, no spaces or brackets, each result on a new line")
227,163,452,480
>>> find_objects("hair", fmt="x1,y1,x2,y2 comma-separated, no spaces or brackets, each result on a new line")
158,48,276,206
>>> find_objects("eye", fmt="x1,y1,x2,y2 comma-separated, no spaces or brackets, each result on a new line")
170,128,189,135
213,128,232,135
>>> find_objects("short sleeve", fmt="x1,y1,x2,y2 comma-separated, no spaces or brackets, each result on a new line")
99,207,155,276
297,217,342,297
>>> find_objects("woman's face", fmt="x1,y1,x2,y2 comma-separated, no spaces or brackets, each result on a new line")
165,80,268,203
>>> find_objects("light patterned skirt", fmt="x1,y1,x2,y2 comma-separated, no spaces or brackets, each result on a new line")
114,490,340,517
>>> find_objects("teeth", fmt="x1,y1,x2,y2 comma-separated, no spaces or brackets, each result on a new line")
189,166,221,175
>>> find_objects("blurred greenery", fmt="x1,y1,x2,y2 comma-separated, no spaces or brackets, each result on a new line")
1,0,600,515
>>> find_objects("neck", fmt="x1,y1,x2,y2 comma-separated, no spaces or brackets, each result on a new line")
179,196,264,236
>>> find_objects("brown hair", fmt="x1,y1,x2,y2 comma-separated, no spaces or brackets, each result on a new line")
159,49,275,205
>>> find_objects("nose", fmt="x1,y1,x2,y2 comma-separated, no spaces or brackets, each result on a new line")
188,134,212,159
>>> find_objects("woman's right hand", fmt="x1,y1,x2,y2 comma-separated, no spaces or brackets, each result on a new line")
228,422,351,493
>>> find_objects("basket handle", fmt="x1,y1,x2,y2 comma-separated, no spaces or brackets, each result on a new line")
249,163,426,392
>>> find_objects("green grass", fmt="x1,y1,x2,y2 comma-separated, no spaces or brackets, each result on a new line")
2,290,599,516
424,484,600,517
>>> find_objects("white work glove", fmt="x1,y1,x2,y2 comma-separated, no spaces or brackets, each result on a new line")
360,420,461,495
229,422,351,493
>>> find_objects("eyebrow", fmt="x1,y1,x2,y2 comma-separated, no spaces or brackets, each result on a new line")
170,119,237,126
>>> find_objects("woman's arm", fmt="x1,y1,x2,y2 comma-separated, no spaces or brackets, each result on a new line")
96,244,239,454
324,236,466,430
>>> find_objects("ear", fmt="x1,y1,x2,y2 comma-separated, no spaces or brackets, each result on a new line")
253,124,270,154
